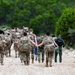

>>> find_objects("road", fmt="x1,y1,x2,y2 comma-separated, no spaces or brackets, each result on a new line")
0,45,75,75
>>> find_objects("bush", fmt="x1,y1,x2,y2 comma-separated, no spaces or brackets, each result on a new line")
56,8,75,37
55,8,75,46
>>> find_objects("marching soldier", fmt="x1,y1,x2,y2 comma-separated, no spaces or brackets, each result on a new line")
13,27,21,58
37,36,44,63
28,28,37,63
18,32,37,65
0,30,5,65
38,32,58,67
4,31,12,57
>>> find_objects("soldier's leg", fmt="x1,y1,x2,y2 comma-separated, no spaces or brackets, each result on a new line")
22,53,26,65
9,46,11,57
5,50,8,57
19,52,23,63
15,50,17,58
55,50,58,62
14,44,18,58
26,52,30,65
1,53,4,65
59,47,62,62
38,49,40,63
49,53,53,67
42,49,44,63
46,52,49,67
31,48,34,63
17,51,20,57
5,47,8,57
9,42,12,57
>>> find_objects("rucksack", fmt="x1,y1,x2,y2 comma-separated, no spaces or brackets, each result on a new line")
0,41,3,49
0,36,3,50
19,37,31,52
43,36,53,45
55,38,63,46
44,44,55,53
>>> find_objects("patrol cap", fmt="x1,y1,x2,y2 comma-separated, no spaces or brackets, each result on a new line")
23,27,28,31
29,28,33,32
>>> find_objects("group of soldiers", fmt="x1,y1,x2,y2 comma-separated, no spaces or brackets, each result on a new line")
0,26,59,67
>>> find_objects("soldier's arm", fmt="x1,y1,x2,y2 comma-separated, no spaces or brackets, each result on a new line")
34,35,37,44
62,39,65,47
17,38,21,48
38,42,44,47
30,40,37,47
54,41,58,47
51,37,58,47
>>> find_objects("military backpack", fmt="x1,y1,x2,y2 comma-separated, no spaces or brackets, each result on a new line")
19,37,31,52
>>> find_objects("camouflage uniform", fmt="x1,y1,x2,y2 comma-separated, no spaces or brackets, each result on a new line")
28,33,36,63
43,36,55,67
4,32,12,57
13,31,21,58
19,36,31,65
37,36,44,63
0,34,5,65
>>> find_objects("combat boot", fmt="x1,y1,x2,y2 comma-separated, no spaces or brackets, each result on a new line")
32,59,34,63
24,61,26,65
42,60,44,63
15,55,17,58
9,55,11,57
1,61,4,65
38,60,40,63
50,62,52,67
45,61,48,67
21,59,23,63
50,64,52,67
27,61,29,65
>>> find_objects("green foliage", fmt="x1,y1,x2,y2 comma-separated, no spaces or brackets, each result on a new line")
68,28,75,37
0,0,75,35
29,10,56,34
56,8,75,46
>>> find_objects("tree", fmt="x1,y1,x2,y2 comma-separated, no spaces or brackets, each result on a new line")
55,8,75,46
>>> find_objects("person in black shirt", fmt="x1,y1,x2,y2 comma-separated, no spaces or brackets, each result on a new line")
55,35,65,63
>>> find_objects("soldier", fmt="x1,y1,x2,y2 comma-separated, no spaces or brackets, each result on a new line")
13,27,21,58
4,31,12,57
37,36,44,63
38,32,58,67
0,30,5,65
28,28,37,63
18,32,37,65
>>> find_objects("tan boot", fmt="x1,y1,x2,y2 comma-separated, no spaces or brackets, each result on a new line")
50,62,52,67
